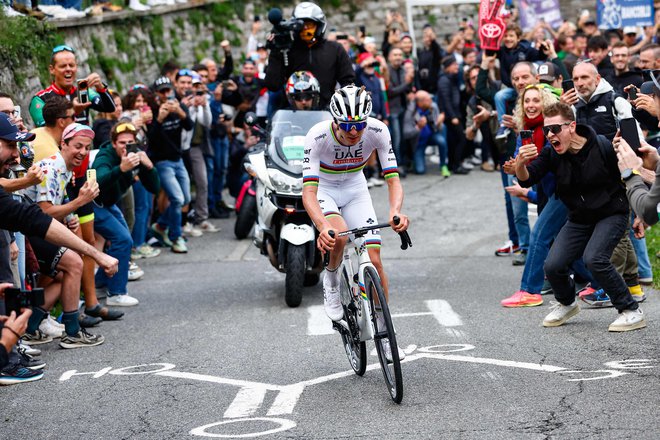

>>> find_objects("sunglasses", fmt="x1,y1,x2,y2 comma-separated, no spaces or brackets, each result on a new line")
337,121,368,132
52,44,75,55
293,93,314,102
177,69,194,78
114,122,137,134
542,122,571,137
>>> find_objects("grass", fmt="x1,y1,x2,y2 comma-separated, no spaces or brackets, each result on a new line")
643,224,660,289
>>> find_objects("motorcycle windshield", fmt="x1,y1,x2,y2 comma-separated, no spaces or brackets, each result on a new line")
268,110,332,175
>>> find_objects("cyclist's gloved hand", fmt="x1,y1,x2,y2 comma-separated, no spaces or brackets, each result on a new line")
390,213,409,233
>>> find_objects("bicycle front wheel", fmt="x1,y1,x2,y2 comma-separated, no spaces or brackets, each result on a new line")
339,266,367,376
364,266,403,403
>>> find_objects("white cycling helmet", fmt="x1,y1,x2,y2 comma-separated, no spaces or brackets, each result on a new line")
329,85,372,122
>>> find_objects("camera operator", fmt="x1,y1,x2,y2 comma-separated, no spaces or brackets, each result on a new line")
30,45,115,127
264,2,355,108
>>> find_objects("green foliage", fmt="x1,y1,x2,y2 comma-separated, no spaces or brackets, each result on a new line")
643,226,660,289
0,9,64,87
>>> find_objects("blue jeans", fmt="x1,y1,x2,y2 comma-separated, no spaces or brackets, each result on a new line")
507,174,530,251
629,212,652,279
131,180,152,248
155,159,191,241
207,135,230,206
494,87,517,125
94,204,132,296
521,197,568,293
413,128,447,174
500,165,518,246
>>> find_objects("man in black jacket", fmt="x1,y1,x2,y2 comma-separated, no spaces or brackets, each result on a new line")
515,102,645,332
264,2,354,108
437,55,469,174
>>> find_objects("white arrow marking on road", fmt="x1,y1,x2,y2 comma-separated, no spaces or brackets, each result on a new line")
425,299,463,327
306,305,335,335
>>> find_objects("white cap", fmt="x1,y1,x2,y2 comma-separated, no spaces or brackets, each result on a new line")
623,26,639,35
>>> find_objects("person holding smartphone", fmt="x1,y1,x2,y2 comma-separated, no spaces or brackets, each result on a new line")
30,45,115,128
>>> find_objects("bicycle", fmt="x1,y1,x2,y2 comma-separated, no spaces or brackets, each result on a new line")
326,217,412,403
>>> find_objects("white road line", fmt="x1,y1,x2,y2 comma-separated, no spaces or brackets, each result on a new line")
155,371,282,390
224,387,268,418
224,240,252,261
307,305,335,335
425,299,463,327
420,353,566,373
267,385,305,416
392,312,433,318
445,328,468,338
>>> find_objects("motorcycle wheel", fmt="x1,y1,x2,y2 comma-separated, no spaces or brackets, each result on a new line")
303,273,320,287
285,244,306,308
234,193,257,239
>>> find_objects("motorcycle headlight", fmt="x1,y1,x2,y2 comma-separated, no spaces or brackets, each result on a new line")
268,169,302,195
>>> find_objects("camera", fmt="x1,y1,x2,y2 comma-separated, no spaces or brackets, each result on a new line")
266,7,304,64
4,287,45,315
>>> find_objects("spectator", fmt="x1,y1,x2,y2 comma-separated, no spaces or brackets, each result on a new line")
29,96,74,162
30,45,115,127
404,90,448,176
386,47,414,172
586,35,615,82
515,102,645,332
437,55,470,175
225,60,267,127
638,44,660,70
563,32,588,75
464,65,498,171
610,42,644,96
92,91,122,149
147,76,193,254
92,122,160,307
416,24,444,95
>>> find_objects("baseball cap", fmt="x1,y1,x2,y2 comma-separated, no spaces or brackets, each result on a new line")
0,113,36,142
191,72,203,85
538,62,559,83
357,52,374,66
623,26,639,35
153,76,173,92
62,123,95,142
584,17,596,25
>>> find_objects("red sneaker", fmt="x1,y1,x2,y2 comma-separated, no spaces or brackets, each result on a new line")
495,240,520,256
501,290,543,308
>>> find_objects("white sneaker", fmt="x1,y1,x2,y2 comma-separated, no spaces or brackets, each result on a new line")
382,338,406,362
323,282,343,321
198,220,220,233
18,341,41,357
106,294,139,307
461,160,475,170
183,223,203,237
428,154,440,165
608,308,646,332
366,179,375,189
38,315,64,339
128,262,144,281
543,301,580,327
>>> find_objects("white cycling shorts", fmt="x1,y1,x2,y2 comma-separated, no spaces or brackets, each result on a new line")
317,178,381,248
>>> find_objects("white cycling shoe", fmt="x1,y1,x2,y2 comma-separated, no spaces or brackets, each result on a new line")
323,283,344,321
382,339,406,362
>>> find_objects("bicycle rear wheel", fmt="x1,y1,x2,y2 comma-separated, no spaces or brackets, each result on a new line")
364,266,403,403
339,265,367,376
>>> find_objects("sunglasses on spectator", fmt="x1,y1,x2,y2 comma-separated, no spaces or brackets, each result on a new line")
337,121,368,132
114,122,137,134
542,122,571,137
293,93,314,102
365,62,380,68
178,69,194,78
52,44,75,55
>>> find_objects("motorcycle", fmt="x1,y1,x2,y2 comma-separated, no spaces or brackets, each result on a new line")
242,109,332,307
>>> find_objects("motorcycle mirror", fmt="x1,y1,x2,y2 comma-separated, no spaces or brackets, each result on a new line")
244,112,258,127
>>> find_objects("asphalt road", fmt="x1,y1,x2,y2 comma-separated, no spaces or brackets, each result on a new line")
2,168,659,439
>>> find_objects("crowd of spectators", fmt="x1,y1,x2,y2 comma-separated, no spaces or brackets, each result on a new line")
2,1,660,384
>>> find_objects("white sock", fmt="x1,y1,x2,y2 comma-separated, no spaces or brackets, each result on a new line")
324,266,340,287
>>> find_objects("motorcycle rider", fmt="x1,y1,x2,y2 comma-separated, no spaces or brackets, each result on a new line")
265,2,355,108
302,85,410,361
286,71,321,110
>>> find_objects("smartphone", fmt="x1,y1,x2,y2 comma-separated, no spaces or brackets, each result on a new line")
562,79,575,93
77,79,89,105
167,94,176,102
221,80,230,88
359,25,366,35
86,168,96,183
520,130,533,144
195,90,205,96
619,118,641,154
628,86,638,100
13,105,21,120
126,143,140,154
485,49,498,57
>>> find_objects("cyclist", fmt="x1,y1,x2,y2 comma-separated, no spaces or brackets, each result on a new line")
286,71,321,110
302,84,410,361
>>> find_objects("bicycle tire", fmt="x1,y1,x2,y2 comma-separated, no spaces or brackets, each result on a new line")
364,266,403,403
339,265,367,376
